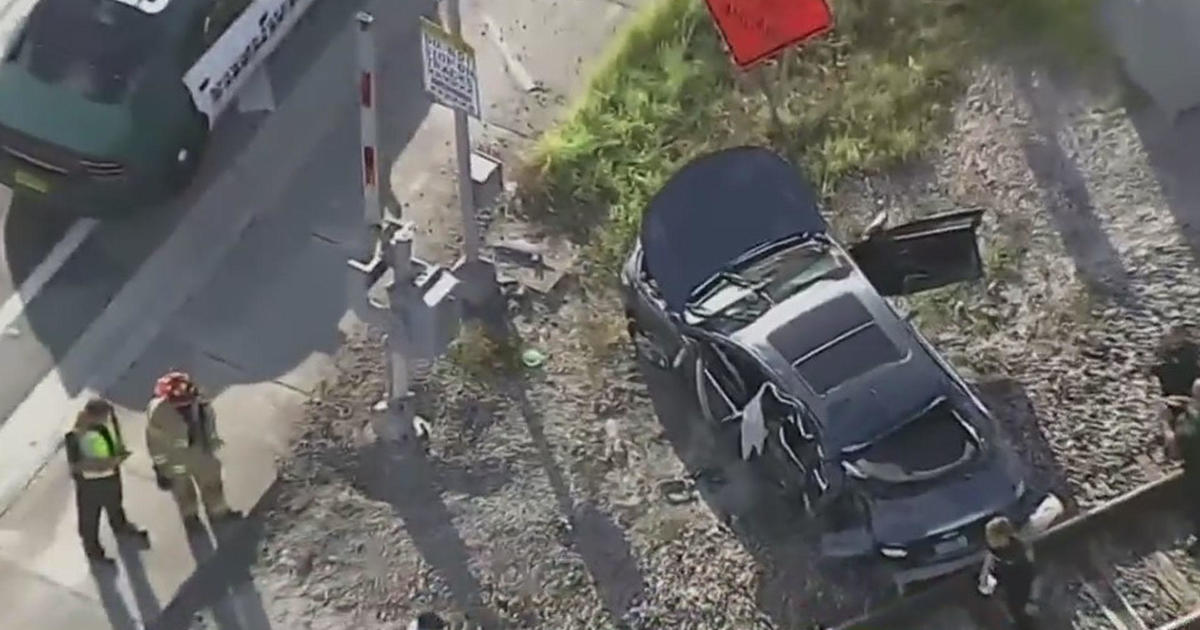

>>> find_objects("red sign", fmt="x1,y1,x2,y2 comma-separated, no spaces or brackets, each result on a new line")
703,0,833,68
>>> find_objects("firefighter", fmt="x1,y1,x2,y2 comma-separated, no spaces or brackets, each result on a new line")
1151,325,1200,397
979,516,1040,630
65,398,149,563
146,371,241,529
1162,377,1200,553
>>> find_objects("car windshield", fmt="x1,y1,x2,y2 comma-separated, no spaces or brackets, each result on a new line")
841,398,980,485
684,237,848,331
4,0,163,104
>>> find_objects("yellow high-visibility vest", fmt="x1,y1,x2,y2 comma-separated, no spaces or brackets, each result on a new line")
78,419,123,479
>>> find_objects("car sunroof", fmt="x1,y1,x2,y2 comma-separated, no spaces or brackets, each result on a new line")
767,294,904,395
767,293,873,361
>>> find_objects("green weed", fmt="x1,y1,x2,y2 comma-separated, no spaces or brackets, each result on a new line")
523,0,1103,280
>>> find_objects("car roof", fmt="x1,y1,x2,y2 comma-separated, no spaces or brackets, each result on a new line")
640,146,828,313
736,270,953,451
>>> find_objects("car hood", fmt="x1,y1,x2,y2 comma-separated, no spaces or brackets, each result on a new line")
865,455,1021,546
0,64,135,157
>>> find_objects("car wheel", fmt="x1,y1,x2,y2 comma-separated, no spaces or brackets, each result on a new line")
626,313,671,369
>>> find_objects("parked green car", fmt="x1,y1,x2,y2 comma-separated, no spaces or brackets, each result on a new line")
0,0,249,215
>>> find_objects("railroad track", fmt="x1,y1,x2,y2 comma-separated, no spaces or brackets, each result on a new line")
832,465,1200,630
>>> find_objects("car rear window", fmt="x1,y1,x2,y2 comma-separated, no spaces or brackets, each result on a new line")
843,399,977,483
5,0,164,104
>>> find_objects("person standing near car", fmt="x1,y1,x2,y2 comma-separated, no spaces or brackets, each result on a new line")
65,398,149,563
1161,377,1200,553
979,516,1040,630
146,371,241,530
1152,325,1200,397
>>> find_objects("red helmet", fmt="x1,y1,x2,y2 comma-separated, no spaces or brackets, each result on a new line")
155,370,197,403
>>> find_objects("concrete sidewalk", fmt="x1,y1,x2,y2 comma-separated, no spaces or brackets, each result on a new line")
0,245,353,629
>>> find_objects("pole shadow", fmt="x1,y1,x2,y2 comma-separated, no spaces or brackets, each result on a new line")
1012,66,1135,306
1127,100,1200,267
357,439,504,629
504,376,649,626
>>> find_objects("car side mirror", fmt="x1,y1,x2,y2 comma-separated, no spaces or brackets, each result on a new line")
862,210,888,240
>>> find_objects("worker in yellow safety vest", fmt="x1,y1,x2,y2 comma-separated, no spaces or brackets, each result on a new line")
65,398,149,563
146,371,241,530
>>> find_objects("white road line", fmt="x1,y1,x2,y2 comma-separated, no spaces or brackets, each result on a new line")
482,14,536,93
0,218,98,332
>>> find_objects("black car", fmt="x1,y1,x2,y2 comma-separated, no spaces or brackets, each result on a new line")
621,147,1063,584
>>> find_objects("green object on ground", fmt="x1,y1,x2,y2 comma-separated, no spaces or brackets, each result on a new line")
521,348,547,368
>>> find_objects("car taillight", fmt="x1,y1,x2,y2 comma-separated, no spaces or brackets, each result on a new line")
80,159,124,177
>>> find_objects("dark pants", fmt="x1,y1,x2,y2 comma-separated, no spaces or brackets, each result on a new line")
1002,575,1036,630
1185,464,1200,534
75,474,131,553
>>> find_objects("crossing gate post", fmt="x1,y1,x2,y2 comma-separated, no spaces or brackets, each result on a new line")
350,11,463,449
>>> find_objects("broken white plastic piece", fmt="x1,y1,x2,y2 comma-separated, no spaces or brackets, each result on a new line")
735,384,771,460
1022,493,1065,537
237,66,276,114
978,572,997,596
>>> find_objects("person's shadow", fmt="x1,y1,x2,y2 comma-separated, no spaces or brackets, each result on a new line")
117,536,163,624
143,499,274,630
89,563,139,630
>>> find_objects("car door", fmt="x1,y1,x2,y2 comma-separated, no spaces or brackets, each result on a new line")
848,209,985,296
767,409,822,515
691,338,746,425
625,249,689,370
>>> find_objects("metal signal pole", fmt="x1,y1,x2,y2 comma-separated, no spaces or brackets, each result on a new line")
352,11,421,447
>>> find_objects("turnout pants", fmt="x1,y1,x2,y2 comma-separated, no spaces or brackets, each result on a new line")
75,474,131,553
169,449,231,518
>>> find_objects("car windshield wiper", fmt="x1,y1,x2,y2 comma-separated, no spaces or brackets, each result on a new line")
685,271,775,325
717,271,776,308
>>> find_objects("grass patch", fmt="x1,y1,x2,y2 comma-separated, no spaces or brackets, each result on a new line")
447,322,522,382
520,0,1104,281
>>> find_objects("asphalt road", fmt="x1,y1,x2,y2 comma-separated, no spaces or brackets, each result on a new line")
0,0,435,426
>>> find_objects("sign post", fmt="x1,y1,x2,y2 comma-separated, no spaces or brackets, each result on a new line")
703,0,834,137
420,12,482,263
422,4,505,334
